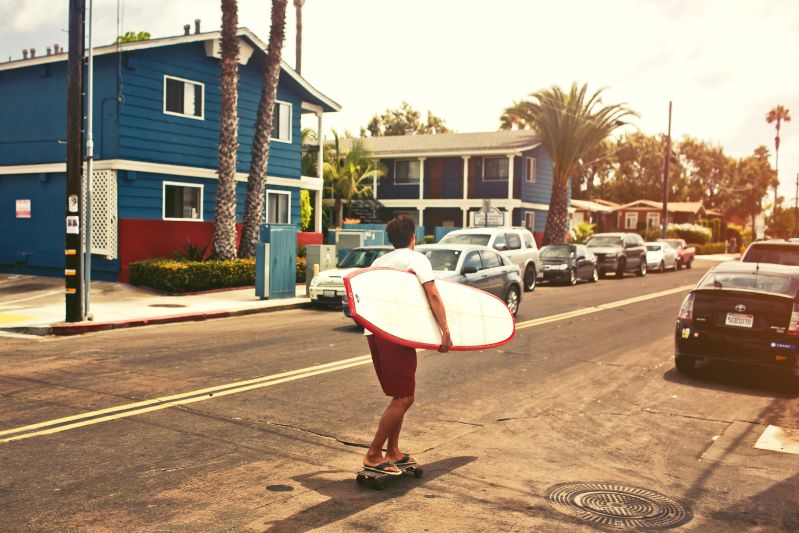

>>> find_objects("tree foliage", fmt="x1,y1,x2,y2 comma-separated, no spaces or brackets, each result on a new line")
363,102,451,136
115,31,151,43
299,190,312,231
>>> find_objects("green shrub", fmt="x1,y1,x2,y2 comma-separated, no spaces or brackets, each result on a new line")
569,221,595,244
693,242,727,255
424,234,435,244
668,223,712,244
129,258,255,293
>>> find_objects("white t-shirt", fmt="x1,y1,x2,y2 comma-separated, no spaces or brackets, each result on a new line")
364,247,436,335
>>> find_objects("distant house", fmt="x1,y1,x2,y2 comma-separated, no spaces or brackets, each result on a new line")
0,27,340,281
614,200,711,230
570,199,619,232
344,131,558,244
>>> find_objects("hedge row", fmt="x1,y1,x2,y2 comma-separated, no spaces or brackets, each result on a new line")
129,258,255,293
692,242,727,255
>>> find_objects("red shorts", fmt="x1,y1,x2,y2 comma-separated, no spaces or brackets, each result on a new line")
367,335,417,398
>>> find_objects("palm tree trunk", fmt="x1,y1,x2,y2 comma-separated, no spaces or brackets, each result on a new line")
239,0,288,259
212,0,240,261
543,179,570,245
294,0,304,74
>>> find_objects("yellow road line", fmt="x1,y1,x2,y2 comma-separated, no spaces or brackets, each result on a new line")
0,284,694,444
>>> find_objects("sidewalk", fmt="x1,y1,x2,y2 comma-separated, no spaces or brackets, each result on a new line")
0,274,310,336
694,253,741,262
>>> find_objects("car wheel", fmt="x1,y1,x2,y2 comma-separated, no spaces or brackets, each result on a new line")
589,267,598,283
523,265,536,292
659,261,665,273
615,260,625,279
686,259,693,269
676,258,682,270
568,268,578,286
672,260,679,271
505,286,520,316
637,259,647,277
675,354,698,375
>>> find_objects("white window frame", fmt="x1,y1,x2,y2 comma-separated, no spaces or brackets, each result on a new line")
525,157,536,183
162,75,205,120
625,212,638,229
266,190,292,224
482,156,509,182
646,212,661,228
270,100,293,143
162,181,204,221
525,211,535,233
393,159,421,185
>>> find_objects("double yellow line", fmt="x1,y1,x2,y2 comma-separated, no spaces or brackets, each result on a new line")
1,284,693,444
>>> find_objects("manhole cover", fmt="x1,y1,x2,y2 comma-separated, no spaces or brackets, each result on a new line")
545,482,692,530
148,304,187,308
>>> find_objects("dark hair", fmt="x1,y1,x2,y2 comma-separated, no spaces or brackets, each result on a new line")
386,215,416,248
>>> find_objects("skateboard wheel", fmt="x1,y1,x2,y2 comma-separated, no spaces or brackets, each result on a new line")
356,475,365,486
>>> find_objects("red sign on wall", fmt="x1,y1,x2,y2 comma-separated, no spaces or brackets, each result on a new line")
16,199,31,218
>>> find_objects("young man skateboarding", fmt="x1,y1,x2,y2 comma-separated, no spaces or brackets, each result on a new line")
362,215,452,475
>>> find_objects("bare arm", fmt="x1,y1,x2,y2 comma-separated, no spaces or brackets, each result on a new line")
422,280,452,352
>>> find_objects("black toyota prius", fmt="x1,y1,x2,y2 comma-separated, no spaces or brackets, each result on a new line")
675,261,799,378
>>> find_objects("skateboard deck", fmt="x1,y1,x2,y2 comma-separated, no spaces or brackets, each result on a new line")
356,464,423,490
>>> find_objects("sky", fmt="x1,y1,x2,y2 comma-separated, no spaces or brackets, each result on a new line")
2,0,798,201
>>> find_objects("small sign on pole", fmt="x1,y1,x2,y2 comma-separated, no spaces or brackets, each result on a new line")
16,199,31,218
66,216,80,234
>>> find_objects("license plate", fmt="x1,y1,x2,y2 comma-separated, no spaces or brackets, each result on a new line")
323,290,336,298
725,312,754,328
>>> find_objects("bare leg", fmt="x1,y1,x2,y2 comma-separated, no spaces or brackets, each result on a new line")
386,396,414,462
364,396,414,470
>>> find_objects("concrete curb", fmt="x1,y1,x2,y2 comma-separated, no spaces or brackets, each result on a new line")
1,300,312,337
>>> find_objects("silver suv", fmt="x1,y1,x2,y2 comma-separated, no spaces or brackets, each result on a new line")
439,227,541,291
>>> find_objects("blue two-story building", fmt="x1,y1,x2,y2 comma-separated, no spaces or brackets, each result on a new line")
355,131,558,245
0,27,339,281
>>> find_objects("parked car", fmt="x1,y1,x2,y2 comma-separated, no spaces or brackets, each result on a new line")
309,246,391,307
438,227,541,292
658,238,695,269
585,232,647,279
675,261,799,378
342,244,523,317
645,242,679,273
741,240,799,266
539,244,598,285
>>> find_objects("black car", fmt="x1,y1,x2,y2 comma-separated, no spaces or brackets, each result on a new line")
741,240,799,266
675,261,799,378
540,244,598,285
586,232,647,279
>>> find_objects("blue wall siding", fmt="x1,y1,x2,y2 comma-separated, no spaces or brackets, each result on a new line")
118,44,301,178
520,146,554,205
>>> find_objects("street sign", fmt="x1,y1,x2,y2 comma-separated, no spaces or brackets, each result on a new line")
15,199,31,218
470,207,505,227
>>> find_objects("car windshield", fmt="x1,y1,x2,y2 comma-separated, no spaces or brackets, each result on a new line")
540,246,571,259
440,233,491,246
587,236,623,247
419,249,461,271
697,271,798,297
742,245,799,266
646,244,662,252
337,249,387,268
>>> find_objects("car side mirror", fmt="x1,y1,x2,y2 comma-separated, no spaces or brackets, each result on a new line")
462,265,478,275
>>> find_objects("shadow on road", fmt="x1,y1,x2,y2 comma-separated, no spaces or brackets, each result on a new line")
662,364,799,399
262,455,477,532
710,472,799,530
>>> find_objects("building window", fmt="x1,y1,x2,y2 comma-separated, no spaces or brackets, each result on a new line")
526,157,536,183
483,157,509,181
163,181,203,221
647,212,661,228
394,160,421,185
625,212,638,229
266,190,291,224
525,211,535,233
271,101,292,142
163,76,204,119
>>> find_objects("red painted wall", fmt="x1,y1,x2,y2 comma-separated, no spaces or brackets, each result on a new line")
118,219,242,282
534,231,544,247
297,232,323,247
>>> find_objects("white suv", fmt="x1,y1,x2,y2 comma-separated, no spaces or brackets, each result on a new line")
439,227,541,291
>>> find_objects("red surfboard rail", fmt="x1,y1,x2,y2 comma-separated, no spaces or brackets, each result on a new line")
343,267,516,352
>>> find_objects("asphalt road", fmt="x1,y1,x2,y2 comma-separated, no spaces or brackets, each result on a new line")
1,261,797,532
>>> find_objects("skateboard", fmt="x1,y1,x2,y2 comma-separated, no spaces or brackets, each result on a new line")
356,463,423,490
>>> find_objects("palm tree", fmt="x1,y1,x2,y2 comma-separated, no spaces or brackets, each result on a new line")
501,82,636,245
766,105,792,208
324,131,386,225
239,0,288,259
294,0,304,74
212,0,240,260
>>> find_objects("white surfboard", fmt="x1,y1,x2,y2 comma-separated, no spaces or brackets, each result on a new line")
344,267,515,351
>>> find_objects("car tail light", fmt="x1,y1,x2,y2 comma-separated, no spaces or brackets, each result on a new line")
787,304,799,335
678,293,694,323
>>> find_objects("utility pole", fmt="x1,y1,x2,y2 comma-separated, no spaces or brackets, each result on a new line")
84,0,95,319
65,0,85,322
794,172,798,236
661,101,672,239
